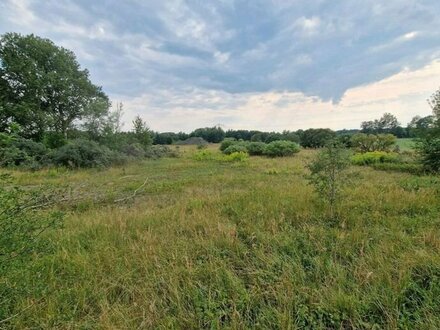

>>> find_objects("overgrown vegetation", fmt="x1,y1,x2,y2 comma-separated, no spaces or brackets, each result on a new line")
1,146,439,328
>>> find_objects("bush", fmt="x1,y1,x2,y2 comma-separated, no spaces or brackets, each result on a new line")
219,138,237,151
51,139,116,168
0,138,48,169
246,142,266,155
417,138,440,173
193,149,216,161
263,140,300,157
223,144,249,155
0,174,63,272
120,143,146,158
300,128,336,148
351,151,399,165
307,143,350,219
144,145,179,159
175,137,208,146
351,133,396,152
222,151,249,162
371,162,424,175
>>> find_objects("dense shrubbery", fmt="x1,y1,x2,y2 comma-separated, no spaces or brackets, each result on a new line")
351,133,396,152
0,136,179,169
299,128,336,148
417,138,440,173
51,139,118,168
219,139,300,157
351,151,399,165
263,140,300,157
219,138,237,151
144,145,179,159
193,149,248,162
246,142,266,155
223,143,248,155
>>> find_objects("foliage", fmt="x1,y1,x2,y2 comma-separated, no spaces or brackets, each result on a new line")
190,126,225,143
132,115,152,148
222,151,249,162
307,143,351,219
0,33,110,140
175,137,208,146
361,113,400,134
2,149,440,328
416,138,440,173
223,143,249,155
263,140,300,157
0,137,48,169
351,151,399,165
350,133,396,152
428,87,440,121
219,138,237,151
51,139,117,168
299,128,336,148
246,142,266,155
192,149,216,161
0,174,63,272
144,145,179,159
370,162,424,175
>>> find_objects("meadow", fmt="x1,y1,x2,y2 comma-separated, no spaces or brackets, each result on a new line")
2,144,440,329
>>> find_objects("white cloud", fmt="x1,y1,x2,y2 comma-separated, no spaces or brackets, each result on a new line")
119,60,439,132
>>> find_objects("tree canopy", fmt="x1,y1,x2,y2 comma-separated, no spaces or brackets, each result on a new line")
0,33,110,140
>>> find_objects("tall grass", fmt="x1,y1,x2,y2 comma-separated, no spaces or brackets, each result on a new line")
1,146,440,328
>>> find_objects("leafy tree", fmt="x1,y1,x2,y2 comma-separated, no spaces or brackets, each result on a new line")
0,33,110,140
132,115,152,148
263,140,300,157
300,128,336,148
361,113,401,135
307,142,351,219
428,87,440,121
350,133,396,152
190,126,225,143
407,115,435,138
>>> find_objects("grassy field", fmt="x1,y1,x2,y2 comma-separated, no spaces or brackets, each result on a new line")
2,145,440,329
396,138,416,152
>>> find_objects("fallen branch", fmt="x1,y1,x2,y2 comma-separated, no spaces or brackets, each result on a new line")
114,178,148,203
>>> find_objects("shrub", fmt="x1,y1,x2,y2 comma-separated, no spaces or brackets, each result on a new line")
307,143,351,219
43,132,67,149
193,149,216,161
0,174,63,272
300,128,336,148
120,143,146,158
351,151,399,165
371,162,424,175
416,138,440,173
351,133,396,152
246,142,266,155
263,140,300,157
219,138,237,151
0,138,48,169
222,151,249,162
175,137,208,146
223,144,249,155
51,139,115,168
144,145,179,159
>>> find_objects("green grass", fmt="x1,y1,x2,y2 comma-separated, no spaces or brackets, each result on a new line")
396,138,416,151
2,145,440,328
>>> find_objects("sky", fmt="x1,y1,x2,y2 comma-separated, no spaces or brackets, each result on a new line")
1,0,440,132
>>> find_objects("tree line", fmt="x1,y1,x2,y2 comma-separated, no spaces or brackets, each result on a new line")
1,33,440,171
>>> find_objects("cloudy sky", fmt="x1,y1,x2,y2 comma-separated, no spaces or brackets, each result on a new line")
1,0,440,132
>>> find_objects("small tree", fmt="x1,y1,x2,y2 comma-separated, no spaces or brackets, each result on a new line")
307,142,351,219
132,115,152,148
0,174,63,272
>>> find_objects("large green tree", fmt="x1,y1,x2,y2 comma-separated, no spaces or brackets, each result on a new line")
0,33,109,140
